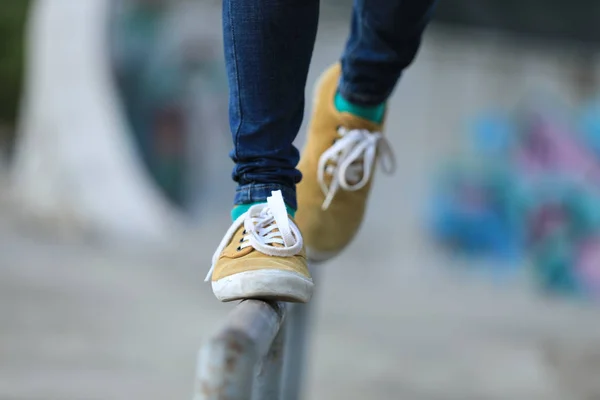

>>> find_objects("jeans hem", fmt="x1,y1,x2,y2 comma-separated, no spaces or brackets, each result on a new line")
337,77,391,107
234,183,297,210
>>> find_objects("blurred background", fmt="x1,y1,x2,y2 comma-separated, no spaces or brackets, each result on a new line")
2,0,600,399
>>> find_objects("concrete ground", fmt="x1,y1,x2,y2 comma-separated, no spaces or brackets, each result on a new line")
2,5,600,399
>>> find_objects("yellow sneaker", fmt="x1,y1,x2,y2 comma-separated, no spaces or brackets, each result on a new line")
296,64,395,262
205,190,313,303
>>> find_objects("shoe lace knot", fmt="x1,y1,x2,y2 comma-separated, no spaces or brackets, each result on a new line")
204,190,302,281
317,126,396,210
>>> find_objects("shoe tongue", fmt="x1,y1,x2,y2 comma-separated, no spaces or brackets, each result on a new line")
249,212,289,249
334,125,371,185
265,192,295,247
255,218,282,248
264,217,295,248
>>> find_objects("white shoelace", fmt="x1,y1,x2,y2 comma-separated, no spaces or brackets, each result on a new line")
204,190,303,282
318,127,396,210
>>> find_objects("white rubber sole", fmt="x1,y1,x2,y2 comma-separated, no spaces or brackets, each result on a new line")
212,269,314,303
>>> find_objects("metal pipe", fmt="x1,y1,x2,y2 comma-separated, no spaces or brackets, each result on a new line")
252,323,286,400
194,300,287,400
281,302,312,400
281,263,319,400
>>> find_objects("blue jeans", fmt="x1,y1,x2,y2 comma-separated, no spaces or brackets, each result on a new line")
224,0,438,209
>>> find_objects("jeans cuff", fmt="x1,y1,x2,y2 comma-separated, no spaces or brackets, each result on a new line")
337,77,391,107
234,183,297,210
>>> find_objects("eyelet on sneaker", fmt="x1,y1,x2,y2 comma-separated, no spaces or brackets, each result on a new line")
236,246,242,251
239,238,244,243
242,230,247,234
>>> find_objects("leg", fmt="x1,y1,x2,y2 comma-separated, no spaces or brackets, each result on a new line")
340,0,438,106
296,0,437,261
206,0,320,303
224,0,320,211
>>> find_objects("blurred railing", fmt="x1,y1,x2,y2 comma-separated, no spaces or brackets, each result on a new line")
194,290,315,400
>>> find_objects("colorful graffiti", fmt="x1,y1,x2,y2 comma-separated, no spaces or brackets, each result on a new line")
428,98,600,300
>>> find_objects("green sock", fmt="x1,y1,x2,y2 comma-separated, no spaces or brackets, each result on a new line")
334,92,385,124
231,202,296,221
